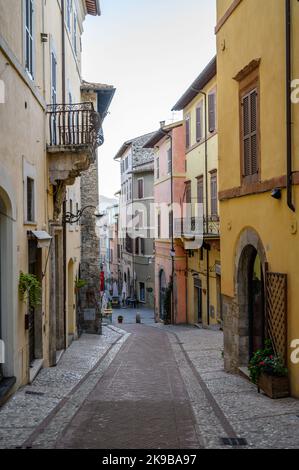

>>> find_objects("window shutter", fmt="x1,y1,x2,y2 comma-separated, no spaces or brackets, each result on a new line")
196,107,202,142
197,177,204,205
138,179,144,199
185,117,190,148
208,93,216,133
140,237,145,255
185,181,191,204
242,89,258,176
210,174,218,216
167,149,172,174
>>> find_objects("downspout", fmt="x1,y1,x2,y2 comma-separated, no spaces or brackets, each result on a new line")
159,127,175,324
286,0,295,212
61,0,68,349
191,87,210,325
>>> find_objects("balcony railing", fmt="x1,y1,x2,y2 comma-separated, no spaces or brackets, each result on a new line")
47,102,104,156
174,215,220,239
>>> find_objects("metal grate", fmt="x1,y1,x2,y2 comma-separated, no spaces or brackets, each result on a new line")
221,437,248,446
266,272,287,363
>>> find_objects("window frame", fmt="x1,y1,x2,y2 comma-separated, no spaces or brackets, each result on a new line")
137,178,144,199
185,114,191,149
24,0,35,80
196,104,203,142
239,74,260,186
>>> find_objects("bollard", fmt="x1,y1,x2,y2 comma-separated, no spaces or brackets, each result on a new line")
136,312,141,324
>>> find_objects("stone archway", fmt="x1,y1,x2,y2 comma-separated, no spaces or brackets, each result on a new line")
0,184,16,380
234,228,267,367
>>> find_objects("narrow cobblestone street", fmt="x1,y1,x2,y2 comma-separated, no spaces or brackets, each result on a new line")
0,309,299,449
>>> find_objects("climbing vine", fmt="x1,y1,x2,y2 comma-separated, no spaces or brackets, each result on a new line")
19,272,42,309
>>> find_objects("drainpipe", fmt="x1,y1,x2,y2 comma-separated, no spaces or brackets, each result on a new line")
61,0,67,350
286,0,295,212
159,124,175,324
191,87,210,325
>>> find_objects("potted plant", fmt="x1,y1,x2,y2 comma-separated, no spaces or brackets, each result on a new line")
117,315,124,324
19,272,42,309
248,339,289,399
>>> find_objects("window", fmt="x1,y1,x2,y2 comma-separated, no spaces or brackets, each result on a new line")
156,157,160,180
210,173,218,217
27,177,35,222
157,213,161,239
125,156,128,171
196,105,202,142
135,237,140,255
73,9,77,56
197,176,204,205
140,237,145,255
167,148,172,174
129,179,132,200
121,161,124,174
185,181,191,204
208,92,216,133
185,115,190,149
51,51,57,105
138,179,144,199
25,0,34,78
139,282,145,302
76,202,79,226
242,88,258,178
66,0,72,31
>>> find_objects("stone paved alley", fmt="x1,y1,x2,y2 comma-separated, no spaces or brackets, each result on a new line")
0,309,299,449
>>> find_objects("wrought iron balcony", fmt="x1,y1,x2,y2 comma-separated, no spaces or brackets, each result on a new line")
46,102,104,185
174,215,220,240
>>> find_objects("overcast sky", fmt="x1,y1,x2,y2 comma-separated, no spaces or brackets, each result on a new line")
82,0,216,198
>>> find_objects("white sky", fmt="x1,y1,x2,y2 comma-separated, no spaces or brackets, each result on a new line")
82,0,216,198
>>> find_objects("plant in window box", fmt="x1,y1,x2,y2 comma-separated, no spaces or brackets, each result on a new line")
74,278,88,293
248,339,289,399
19,272,42,310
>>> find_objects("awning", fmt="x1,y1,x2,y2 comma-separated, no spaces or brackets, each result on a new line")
31,231,52,249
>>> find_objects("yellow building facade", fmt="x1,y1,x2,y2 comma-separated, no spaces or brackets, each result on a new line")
172,58,222,327
216,0,299,397
0,0,105,401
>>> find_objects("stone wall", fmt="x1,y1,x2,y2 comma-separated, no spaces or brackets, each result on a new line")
79,161,101,333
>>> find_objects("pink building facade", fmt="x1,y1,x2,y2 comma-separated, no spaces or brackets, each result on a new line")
145,122,187,324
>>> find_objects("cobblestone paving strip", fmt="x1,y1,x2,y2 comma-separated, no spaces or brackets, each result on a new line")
0,326,127,449
24,330,130,449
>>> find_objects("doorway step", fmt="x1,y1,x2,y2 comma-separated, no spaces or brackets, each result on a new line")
238,366,251,382
56,349,65,366
29,359,44,384
0,377,16,407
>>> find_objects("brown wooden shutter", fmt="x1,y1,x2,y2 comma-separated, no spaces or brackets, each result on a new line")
242,89,258,176
157,213,161,238
185,116,190,148
208,93,216,133
197,176,204,204
196,106,202,142
210,174,218,216
266,272,287,363
185,181,191,204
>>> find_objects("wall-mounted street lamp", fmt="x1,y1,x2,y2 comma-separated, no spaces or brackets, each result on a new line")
63,205,105,224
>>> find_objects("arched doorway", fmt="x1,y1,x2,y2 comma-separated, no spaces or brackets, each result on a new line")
159,270,166,321
0,187,15,380
236,233,267,366
67,259,75,343
248,250,265,358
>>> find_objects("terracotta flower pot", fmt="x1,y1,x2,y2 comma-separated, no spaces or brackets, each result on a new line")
258,373,289,399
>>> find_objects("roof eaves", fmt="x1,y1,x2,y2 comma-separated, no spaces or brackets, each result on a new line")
172,56,217,111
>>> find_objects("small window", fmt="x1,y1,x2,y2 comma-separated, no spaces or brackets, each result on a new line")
197,176,204,205
73,10,77,55
210,173,218,216
242,88,258,177
135,237,140,255
167,148,172,174
66,0,72,31
196,106,202,142
208,92,216,133
27,177,35,222
140,237,145,255
156,157,160,179
185,115,190,149
138,179,144,199
139,282,145,302
25,0,34,78
157,213,161,239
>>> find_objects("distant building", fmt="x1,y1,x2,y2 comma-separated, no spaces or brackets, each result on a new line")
114,133,155,308
144,121,187,324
